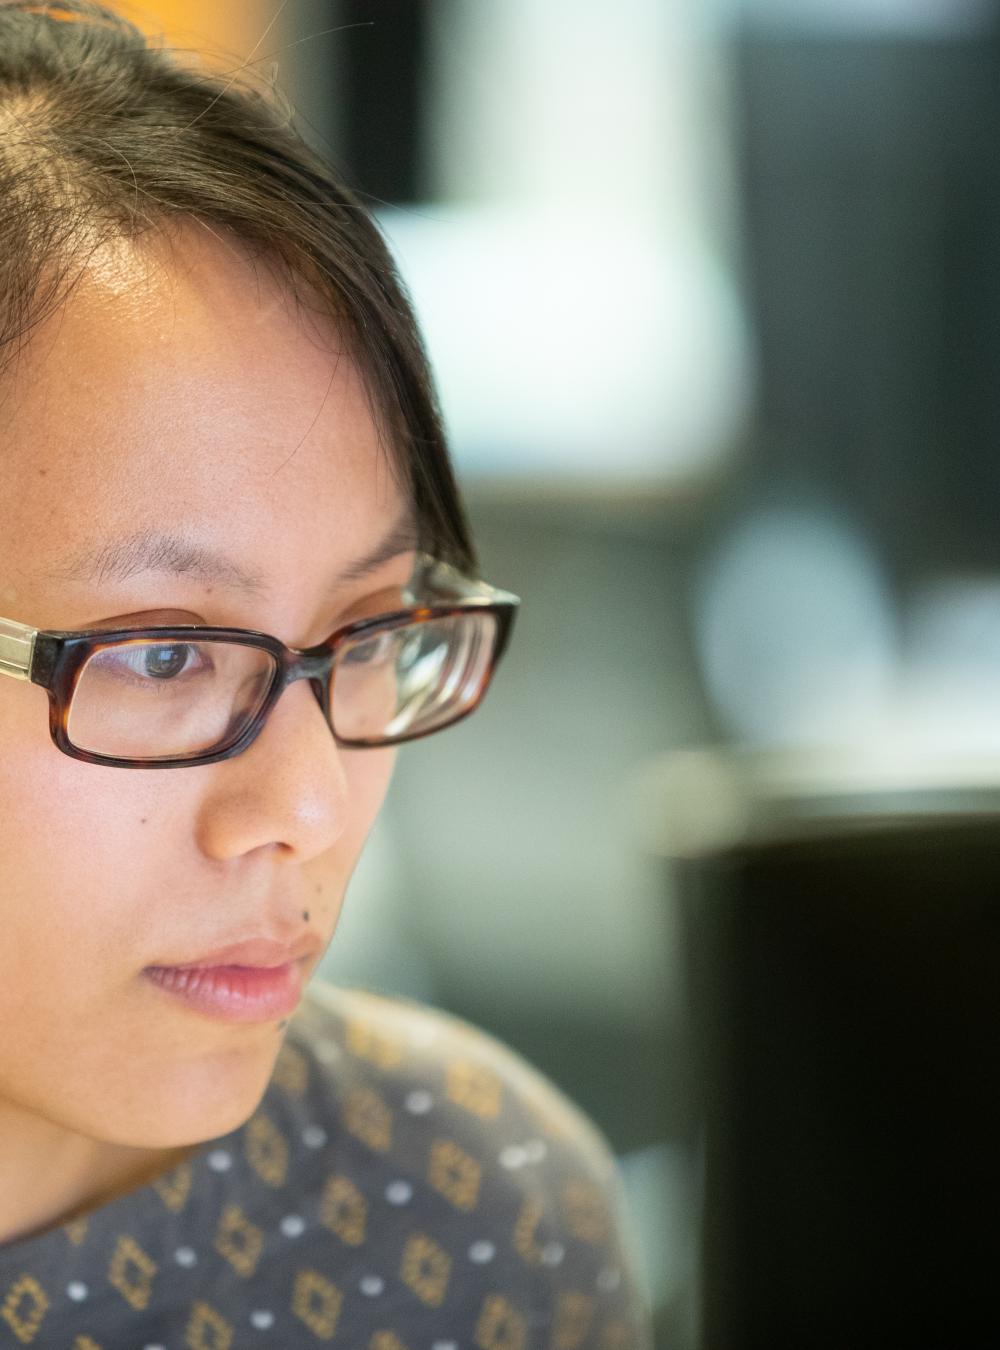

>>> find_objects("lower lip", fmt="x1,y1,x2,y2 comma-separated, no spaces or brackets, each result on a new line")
142,961,304,1022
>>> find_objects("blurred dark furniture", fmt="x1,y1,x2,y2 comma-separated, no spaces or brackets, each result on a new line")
674,799,1000,1347
734,19,1000,587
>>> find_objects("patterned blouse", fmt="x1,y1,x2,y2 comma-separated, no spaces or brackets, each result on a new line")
0,981,653,1349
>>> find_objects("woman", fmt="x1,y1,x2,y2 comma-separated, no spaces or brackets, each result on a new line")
0,3,652,1346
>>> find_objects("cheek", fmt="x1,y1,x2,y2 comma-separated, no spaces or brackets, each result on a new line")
0,742,195,1142
0,740,168,1002
343,743,398,844
308,746,398,907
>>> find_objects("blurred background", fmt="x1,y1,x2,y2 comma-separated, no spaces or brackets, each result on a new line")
127,1,1000,1344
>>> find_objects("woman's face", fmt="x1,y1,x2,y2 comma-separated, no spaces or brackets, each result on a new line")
0,226,415,1150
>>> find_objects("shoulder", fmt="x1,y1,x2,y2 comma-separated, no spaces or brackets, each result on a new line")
293,979,618,1170
272,979,653,1347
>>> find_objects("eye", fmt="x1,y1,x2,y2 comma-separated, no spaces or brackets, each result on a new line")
94,641,213,686
139,644,197,679
340,629,397,667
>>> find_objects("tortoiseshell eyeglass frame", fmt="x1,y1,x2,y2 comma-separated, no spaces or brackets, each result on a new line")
0,553,520,769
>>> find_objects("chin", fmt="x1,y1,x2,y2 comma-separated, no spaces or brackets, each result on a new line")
104,1039,282,1150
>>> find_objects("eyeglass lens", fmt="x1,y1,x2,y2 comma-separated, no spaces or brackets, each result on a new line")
65,612,498,761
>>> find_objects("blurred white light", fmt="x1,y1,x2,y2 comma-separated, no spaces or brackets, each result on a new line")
617,1140,699,1319
381,0,749,490
898,578,1000,752
378,205,751,486
693,501,896,745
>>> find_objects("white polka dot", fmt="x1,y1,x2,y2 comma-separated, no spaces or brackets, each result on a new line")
280,1214,306,1238
359,1275,385,1297
315,1038,341,1063
540,1241,565,1266
250,1310,275,1330
468,1239,496,1263
66,1281,88,1301
385,1179,413,1205
143,1344,167,1350
499,1144,528,1169
207,1149,233,1172
174,1246,198,1268
432,1343,458,1350
597,1266,622,1292
523,1138,548,1163
302,1124,327,1149
404,1088,434,1114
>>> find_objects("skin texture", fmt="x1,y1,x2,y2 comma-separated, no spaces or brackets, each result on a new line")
0,223,416,1245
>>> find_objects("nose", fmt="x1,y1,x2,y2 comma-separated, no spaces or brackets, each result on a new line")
194,674,348,863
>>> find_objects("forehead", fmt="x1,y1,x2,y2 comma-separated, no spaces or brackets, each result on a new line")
0,226,408,619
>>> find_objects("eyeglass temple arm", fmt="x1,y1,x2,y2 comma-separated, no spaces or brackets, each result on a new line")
410,555,521,606
0,617,37,682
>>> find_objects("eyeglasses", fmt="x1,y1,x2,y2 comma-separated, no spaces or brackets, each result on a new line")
0,553,519,768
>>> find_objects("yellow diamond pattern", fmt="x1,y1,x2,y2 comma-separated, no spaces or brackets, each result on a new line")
291,1269,342,1340
345,1015,405,1069
153,1159,193,1214
512,1197,544,1264
185,1299,234,1350
427,1138,481,1212
400,1232,451,1308
244,1112,289,1188
562,1179,608,1242
107,1234,157,1310
319,1172,368,1246
445,1059,502,1119
343,1085,392,1153
474,1293,527,1350
213,1204,264,1278
548,1291,596,1350
524,1091,576,1143
272,1041,309,1096
0,1275,49,1344
64,1217,89,1246
73,1338,102,1350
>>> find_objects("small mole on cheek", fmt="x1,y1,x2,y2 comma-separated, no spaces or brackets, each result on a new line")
37,467,48,477
140,817,147,824
302,910,310,922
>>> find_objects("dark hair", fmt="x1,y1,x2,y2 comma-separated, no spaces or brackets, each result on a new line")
0,0,476,574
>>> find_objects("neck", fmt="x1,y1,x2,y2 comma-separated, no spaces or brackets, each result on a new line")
0,1101,195,1247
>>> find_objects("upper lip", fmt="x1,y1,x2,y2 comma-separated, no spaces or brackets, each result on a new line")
149,932,322,971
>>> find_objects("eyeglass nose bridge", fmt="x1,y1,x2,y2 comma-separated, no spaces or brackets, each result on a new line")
277,645,335,729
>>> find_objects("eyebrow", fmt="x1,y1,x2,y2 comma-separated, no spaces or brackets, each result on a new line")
46,507,421,604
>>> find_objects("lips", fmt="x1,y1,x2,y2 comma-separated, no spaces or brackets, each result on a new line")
153,932,322,971
143,961,305,1022
142,932,322,1023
